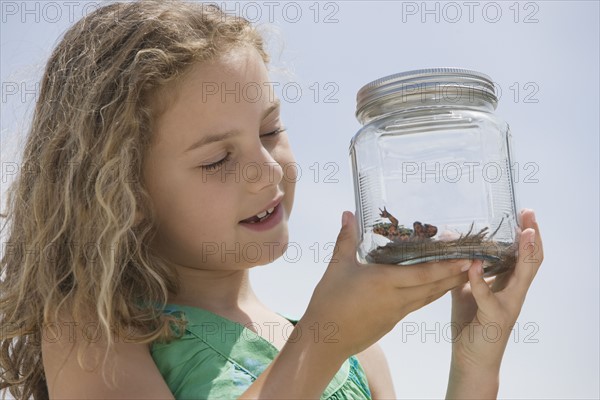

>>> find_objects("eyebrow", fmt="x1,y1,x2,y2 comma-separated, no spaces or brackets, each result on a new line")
183,99,281,154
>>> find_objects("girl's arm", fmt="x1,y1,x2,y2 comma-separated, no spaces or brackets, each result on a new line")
240,327,394,399
238,317,347,399
42,317,175,400
445,209,543,399
355,342,397,399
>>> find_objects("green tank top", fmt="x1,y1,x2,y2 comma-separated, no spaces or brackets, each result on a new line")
150,303,372,399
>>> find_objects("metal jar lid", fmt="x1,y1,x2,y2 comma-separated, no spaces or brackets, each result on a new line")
355,67,498,120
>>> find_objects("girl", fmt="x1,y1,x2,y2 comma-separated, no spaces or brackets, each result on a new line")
0,1,543,399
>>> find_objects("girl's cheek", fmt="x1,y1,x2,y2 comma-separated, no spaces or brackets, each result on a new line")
196,167,235,185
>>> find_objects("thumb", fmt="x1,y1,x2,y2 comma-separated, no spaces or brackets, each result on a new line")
330,211,359,265
468,259,499,314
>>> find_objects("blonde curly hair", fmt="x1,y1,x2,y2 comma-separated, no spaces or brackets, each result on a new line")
0,1,270,398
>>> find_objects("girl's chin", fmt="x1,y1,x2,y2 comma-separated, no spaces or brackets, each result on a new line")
213,241,289,267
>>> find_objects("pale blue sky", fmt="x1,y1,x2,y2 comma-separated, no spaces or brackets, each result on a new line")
1,1,598,399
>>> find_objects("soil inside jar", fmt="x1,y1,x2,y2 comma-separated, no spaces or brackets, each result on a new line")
365,213,519,276
365,237,518,276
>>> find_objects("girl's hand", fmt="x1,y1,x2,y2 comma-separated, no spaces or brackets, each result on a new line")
247,211,478,400
299,211,473,363
446,209,544,399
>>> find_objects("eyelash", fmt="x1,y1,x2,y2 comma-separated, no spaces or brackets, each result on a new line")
200,127,286,171
202,154,231,172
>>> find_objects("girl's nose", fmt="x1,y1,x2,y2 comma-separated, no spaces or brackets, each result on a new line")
242,146,284,192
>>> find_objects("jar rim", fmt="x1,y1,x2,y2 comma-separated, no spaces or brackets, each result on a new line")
356,67,498,121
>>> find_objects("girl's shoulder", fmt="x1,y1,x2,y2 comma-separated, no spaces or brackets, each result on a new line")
150,303,372,400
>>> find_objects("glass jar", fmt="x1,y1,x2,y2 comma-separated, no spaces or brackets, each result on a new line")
349,68,520,277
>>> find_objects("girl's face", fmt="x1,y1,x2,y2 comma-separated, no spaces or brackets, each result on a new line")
142,46,297,270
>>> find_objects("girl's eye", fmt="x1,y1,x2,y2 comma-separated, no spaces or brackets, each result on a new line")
199,128,285,171
200,153,231,171
260,127,286,138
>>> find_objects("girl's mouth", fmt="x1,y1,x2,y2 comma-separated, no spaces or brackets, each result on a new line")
239,202,283,231
240,206,276,224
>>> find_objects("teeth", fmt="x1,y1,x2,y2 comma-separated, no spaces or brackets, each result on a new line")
255,206,276,219
243,205,278,223
256,210,268,218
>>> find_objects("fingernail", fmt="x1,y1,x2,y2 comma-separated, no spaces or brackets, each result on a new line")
531,210,536,223
341,211,349,228
461,260,472,272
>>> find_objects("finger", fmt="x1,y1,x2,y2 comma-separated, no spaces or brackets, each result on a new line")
467,259,500,313
512,227,542,296
520,208,544,263
402,270,470,310
489,209,541,294
329,211,360,265
376,258,474,289
528,210,544,263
